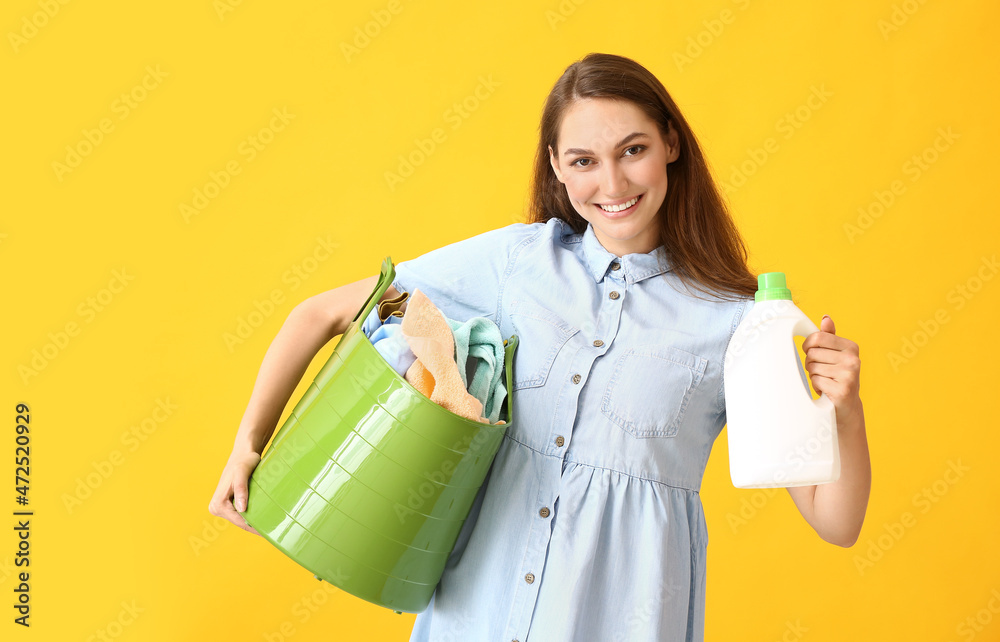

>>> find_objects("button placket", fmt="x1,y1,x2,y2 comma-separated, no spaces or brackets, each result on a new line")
589,269,623,353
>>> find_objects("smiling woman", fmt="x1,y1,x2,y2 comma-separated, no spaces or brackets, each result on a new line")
530,53,759,301
547,99,677,257
210,51,871,642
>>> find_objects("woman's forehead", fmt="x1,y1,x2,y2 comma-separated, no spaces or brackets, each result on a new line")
557,98,658,151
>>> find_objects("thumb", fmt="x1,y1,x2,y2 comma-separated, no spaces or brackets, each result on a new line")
820,314,836,335
233,479,248,513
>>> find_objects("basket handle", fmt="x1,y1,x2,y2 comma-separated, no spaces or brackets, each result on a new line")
502,334,518,423
351,256,396,326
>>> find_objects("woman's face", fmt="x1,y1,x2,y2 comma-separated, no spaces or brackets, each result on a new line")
549,98,679,257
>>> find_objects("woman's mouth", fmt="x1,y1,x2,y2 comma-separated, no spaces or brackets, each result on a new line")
595,194,642,218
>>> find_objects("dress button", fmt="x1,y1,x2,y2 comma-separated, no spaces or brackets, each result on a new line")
539,507,550,518
593,339,604,347
609,290,620,300
572,373,581,384
611,262,621,271
555,435,565,447
525,573,535,584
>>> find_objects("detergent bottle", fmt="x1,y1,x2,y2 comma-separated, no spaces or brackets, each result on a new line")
724,272,840,489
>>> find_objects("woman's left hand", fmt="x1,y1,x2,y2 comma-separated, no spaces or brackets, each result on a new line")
801,315,862,424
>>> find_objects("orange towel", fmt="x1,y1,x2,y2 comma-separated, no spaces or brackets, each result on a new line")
400,289,504,425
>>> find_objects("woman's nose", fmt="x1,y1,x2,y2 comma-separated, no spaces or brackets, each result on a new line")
600,163,628,196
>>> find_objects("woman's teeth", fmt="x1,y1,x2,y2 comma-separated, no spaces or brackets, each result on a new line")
598,195,639,213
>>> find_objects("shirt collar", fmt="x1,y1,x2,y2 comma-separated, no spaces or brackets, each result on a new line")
575,220,672,284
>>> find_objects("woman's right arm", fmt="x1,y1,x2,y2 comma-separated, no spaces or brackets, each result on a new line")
208,275,402,534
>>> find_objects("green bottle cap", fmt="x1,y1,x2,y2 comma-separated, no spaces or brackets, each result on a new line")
755,272,792,302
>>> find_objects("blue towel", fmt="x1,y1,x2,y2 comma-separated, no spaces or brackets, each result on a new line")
447,317,507,424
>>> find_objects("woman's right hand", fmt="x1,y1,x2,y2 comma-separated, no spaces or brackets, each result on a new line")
208,448,264,536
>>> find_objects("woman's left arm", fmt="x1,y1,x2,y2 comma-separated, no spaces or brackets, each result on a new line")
786,314,872,547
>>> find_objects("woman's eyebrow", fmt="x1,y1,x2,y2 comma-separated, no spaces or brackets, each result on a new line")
563,132,650,157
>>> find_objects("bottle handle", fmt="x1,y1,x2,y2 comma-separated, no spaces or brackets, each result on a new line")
792,316,835,413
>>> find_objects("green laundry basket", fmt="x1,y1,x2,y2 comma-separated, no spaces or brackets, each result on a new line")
238,256,517,614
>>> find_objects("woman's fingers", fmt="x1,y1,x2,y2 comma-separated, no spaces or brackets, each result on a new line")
208,451,263,535
803,346,842,366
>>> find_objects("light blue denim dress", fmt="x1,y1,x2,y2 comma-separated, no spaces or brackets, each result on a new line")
391,217,753,642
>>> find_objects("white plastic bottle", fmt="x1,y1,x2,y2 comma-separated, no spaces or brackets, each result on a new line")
724,272,840,489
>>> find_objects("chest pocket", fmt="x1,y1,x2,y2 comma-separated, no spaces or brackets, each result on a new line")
508,298,579,391
602,345,708,438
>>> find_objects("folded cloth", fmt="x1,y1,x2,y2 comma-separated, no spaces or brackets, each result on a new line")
400,289,505,425
361,288,508,425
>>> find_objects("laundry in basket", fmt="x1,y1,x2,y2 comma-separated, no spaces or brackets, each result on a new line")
362,288,507,425
238,256,517,614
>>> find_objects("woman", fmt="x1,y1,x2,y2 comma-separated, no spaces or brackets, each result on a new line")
209,52,871,641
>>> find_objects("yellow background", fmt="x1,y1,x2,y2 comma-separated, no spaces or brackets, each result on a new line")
3,0,998,640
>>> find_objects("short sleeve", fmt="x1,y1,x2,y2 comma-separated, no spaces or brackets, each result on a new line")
718,296,754,425
389,222,541,326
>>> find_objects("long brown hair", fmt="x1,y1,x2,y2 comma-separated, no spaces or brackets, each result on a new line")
528,52,757,301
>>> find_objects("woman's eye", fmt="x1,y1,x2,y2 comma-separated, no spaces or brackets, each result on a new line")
569,146,644,168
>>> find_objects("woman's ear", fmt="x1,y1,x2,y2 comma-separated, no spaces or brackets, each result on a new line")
548,145,564,183
664,121,681,164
